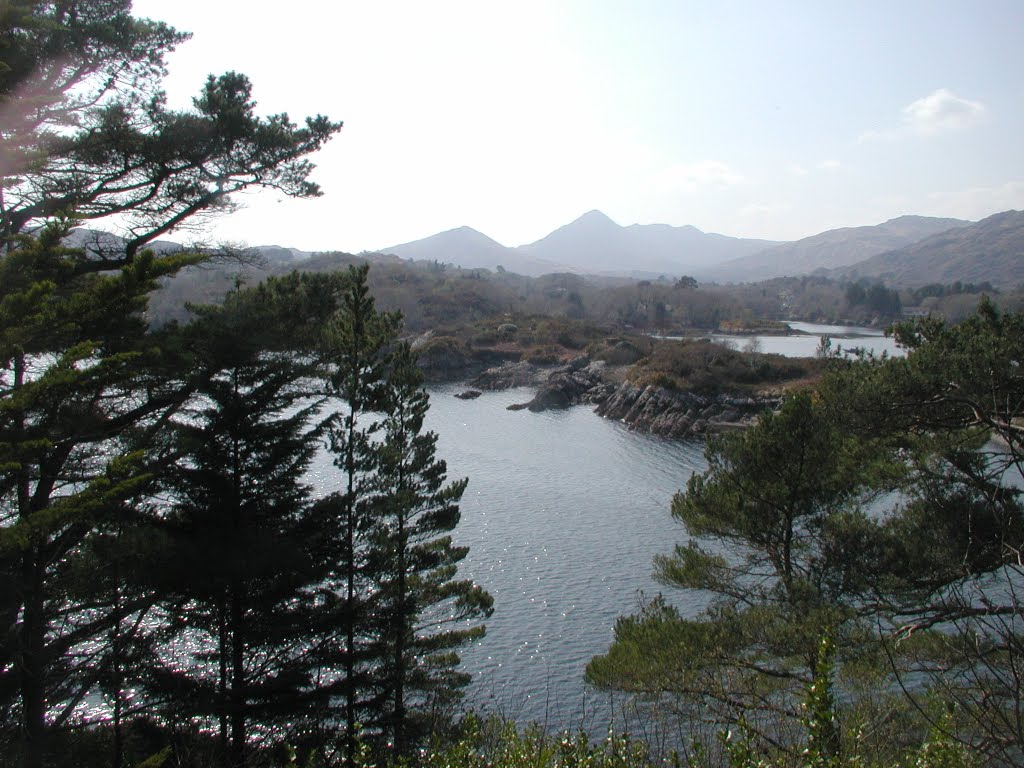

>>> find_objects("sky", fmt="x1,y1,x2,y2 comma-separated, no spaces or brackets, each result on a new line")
130,0,1024,252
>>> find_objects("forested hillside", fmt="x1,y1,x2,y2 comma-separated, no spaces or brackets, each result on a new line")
836,209,1024,286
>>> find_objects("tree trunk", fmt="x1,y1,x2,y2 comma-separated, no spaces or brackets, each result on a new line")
393,443,408,753
230,582,245,768
14,353,46,768
20,550,46,768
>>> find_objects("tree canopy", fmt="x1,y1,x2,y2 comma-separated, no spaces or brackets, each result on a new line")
590,301,1024,765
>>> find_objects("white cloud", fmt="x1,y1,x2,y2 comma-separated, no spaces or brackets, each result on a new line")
859,88,987,142
788,164,808,177
817,159,841,170
903,88,986,135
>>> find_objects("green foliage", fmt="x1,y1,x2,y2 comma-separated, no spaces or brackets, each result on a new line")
416,716,653,768
589,391,908,751
1,4,340,253
594,299,1024,766
0,222,202,761
145,281,338,763
362,341,493,750
801,636,840,768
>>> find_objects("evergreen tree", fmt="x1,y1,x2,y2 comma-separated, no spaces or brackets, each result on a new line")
590,302,1024,763
0,3,340,256
147,287,333,768
0,3,340,764
819,301,1024,762
366,342,493,751
587,392,898,749
307,265,400,761
0,222,200,765
305,267,493,758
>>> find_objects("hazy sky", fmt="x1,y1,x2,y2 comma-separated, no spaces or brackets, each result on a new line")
130,0,1024,252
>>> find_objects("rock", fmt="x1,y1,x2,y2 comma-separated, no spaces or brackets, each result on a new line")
471,361,545,390
512,357,609,412
566,355,590,372
454,390,482,400
596,383,779,438
415,335,474,381
526,387,571,412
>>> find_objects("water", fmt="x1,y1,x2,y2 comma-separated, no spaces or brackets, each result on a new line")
709,321,905,358
418,386,708,731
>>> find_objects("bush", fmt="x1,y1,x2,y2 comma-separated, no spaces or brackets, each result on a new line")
628,339,817,394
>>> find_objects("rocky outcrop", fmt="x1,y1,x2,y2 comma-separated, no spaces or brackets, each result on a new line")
512,357,613,412
468,355,781,438
414,333,475,381
470,361,548,390
595,384,779,439
470,356,612,410
454,389,482,400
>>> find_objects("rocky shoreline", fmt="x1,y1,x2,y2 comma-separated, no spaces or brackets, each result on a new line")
455,356,779,439
595,383,777,439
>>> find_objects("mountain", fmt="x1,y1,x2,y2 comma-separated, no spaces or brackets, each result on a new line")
515,210,780,277
834,210,1024,287
380,211,781,278
381,226,564,276
707,215,972,282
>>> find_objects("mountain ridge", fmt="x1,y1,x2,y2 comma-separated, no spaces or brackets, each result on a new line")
706,215,973,281
382,210,782,278
833,210,1024,287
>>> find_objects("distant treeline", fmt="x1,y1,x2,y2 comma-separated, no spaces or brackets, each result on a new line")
148,250,1024,336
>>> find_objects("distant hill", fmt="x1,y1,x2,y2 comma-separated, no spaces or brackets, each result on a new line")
62,228,314,265
834,210,1024,287
382,226,564,277
515,210,780,277
62,228,185,256
380,210,781,278
250,245,312,263
708,215,971,282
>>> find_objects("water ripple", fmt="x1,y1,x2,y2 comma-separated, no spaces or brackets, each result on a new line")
415,386,707,730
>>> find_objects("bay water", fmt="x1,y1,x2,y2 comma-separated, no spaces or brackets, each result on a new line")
414,386,708,732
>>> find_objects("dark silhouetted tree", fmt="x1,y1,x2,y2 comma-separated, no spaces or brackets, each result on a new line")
0,4,340,765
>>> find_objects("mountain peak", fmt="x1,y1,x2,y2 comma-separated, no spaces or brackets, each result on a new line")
445,225,495,240
572,209,619,228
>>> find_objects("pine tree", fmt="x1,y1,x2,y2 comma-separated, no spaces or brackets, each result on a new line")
307,267,493,758
309,265,400,760
146,284,334,768
0,222,200,765
587,392,895,747
0,4,340,764
365,342,493,752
